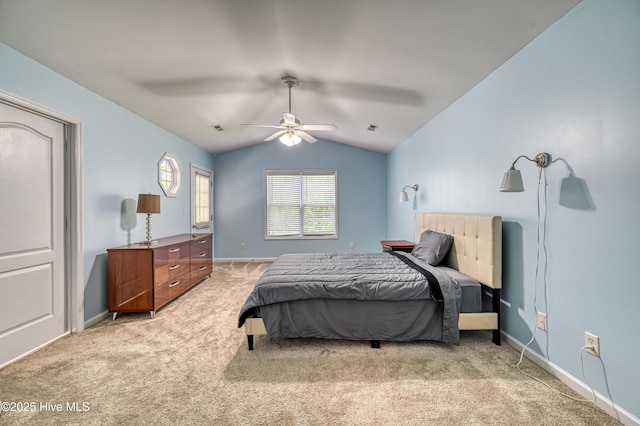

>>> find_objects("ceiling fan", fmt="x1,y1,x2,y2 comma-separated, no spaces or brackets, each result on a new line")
242,76,336,146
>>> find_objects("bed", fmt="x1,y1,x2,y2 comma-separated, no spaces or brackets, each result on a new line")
238,213,502,349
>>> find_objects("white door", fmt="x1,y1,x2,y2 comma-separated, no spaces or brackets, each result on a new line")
190,165,213,235
0,101,66,367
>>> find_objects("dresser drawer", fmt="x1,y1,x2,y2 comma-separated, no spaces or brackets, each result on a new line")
156,242,190,262
191,255,212,283
191,259,212,276
190,235,212,255
167,258,191,281
190,236,212,284
154,270,190,308
154,242,190,285
154,279,171,308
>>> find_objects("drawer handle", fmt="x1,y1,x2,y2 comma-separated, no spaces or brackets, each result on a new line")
169,280,181,288
199,266,206,271
169,264,180,270
199,252,207,257
198,240,207,244
169,248,180,253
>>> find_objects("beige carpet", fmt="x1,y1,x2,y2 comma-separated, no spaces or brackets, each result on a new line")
0,261,618,425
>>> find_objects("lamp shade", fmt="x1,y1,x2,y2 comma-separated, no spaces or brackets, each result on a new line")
499,167,524,192
399,190,409,202
137,193,161,214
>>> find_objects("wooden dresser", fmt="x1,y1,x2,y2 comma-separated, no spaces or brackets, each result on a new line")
107,233,213,319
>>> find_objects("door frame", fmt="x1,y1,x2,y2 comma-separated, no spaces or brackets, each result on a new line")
190,163,214,234
0,89,84,334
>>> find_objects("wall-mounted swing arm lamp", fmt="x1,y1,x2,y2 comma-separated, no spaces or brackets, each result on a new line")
499,152,555,380
399,184,419,202
499,153,550,192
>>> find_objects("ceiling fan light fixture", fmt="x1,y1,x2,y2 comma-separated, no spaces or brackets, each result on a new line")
243,75,336,146
279,132,302,146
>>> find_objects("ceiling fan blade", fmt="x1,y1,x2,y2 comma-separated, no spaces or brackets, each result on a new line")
241,123,285,129
283,112,297,126
264,130,287,141
297,130,317,144
300,124,337,131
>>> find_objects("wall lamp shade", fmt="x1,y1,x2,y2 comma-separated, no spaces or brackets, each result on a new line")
499,153,550,192
399,184,419,202
279,132,302,146
137,193,161,243
499,166,525,192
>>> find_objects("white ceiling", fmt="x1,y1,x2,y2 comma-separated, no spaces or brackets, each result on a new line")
0,0,580,154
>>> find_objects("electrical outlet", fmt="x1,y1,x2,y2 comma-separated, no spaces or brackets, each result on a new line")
349,242,355,249
240,243,246,250
585,332,600,357
536,311,547,331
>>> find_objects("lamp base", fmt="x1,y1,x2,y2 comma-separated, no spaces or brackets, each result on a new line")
534,152,550,168
141,214,156,245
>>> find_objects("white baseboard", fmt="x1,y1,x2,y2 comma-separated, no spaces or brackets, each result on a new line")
214,257,276,263
0,332,69,369
502,332,639,426
84,310,110,329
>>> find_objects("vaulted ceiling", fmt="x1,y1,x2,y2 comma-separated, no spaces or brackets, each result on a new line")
0,0,580,153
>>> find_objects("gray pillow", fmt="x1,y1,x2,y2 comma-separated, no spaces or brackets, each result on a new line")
411,230,453,265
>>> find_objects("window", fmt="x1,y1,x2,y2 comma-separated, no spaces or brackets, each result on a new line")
158,153,182,197
193,169,211,229
265,170,337,239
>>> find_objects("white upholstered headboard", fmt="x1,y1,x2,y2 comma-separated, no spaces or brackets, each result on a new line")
417,213,502,289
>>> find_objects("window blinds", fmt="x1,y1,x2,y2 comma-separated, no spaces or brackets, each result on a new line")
266,170,337,238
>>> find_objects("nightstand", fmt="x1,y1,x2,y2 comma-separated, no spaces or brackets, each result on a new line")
380,240,415,252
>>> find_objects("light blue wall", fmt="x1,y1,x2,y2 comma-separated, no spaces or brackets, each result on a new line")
0,43,216,322
3,0,637,418
387,0,639,419
214,139,386,258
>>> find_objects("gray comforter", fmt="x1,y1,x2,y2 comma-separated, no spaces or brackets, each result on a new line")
238,252,462,344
